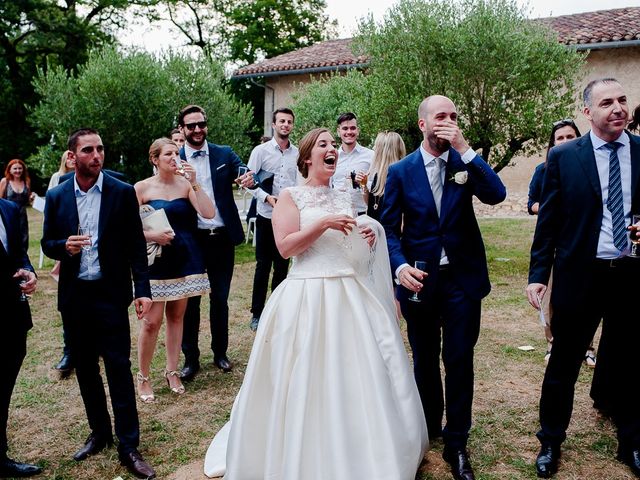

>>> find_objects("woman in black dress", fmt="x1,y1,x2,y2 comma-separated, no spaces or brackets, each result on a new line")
0,159,33,249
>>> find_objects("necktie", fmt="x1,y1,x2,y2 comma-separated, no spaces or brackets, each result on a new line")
605,141,627,252
430,157,444,215
191,150,206,159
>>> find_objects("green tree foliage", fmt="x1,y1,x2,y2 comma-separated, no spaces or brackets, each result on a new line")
163,0,335,64
0,0,157,163
29,47,254,181
293,0,586,171
290,70,376,147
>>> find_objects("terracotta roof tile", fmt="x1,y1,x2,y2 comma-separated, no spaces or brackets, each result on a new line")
234,7,640,78
234,38,367,77
536,7,640,45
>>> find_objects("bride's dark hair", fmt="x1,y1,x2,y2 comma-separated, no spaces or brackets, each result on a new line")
297,128,330,178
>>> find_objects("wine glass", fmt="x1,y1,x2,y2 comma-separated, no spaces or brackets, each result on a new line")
630,214,640,257
175,158,191,180
78,224,92,251
408,261,427,303
19,280,28,302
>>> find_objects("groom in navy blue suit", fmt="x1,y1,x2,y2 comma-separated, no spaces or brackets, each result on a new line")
381,95,505,480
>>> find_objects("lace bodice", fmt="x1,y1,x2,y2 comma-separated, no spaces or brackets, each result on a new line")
287,185,370,279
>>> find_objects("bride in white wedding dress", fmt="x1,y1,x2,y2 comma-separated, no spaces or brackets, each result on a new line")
204,128,428,479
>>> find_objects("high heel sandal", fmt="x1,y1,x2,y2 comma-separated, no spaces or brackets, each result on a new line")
164,369,186,395
136,372,155,403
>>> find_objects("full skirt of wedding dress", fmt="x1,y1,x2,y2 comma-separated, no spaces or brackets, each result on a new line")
204,271,428,479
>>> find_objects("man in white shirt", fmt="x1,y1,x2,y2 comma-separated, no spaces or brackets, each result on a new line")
247,108,299,331
332,112,373,215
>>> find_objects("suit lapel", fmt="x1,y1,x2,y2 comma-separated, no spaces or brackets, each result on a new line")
629,132,640,199
98,173,112,239
407,149,438,217
576,135,601,197
208,143,218,189
62,177,80,234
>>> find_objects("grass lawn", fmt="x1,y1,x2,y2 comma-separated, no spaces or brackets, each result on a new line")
8,210,629,479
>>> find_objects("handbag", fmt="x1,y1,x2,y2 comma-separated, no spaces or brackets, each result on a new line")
139,205,175,265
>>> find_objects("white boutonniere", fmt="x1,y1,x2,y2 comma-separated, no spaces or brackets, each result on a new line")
449,171,468,185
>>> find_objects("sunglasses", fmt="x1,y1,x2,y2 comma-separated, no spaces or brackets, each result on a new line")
184,121,208,130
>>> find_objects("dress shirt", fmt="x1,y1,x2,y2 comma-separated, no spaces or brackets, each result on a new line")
0,212,7,252
74,172,103,280
184,142,225,228
591,130,632,259
248,138,299,220
395,146,477,280
332,143,374,213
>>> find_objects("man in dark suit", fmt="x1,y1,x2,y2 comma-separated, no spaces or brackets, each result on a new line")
381,95,506,480
178,105,253,379
0,198,41,477
527,78,640,478
42,128,156,479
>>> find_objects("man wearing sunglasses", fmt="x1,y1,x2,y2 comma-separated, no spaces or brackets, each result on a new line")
178,105,253,379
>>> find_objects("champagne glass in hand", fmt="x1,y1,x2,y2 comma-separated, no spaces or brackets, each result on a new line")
175,158,191,180
408,261,427,303
630,214,640,257
78,224,91,251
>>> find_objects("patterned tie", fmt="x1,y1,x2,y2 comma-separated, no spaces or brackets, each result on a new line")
605,141,627,252
191,150,206,159
430,157,444,215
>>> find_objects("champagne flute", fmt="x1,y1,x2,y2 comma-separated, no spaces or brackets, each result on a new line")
18,280,28,302
359,172,368,188
630,214,640,257
78,224,92,251
408,261,427,303
175,158,191,180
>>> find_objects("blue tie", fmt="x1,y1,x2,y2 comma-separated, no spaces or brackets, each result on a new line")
191,150,206,159
605,141,627,252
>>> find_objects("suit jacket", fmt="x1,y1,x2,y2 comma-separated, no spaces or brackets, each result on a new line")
381,147,506,302
529,131,640,308
180,142,246,245
41,172,150,311
0,198,34,332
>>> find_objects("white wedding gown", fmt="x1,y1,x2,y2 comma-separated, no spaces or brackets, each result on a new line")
204,185,428,479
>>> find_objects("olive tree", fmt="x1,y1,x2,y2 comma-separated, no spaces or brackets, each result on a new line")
293,0,586,171
29,47,254,180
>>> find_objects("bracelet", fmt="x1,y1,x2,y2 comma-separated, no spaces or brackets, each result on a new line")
192,183,201,192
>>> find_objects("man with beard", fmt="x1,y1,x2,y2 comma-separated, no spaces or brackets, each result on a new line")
381,95,506,480
42,128,155,479
527,78,640,478
332,112,373,215
247,108,299,331
178,105,253,379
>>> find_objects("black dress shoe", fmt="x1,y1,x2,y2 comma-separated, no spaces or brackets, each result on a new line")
0,458,42,477
119,450,156,479
179,362,200,381
249,316,260,332
73,433,114,461
54,354,74,377
442,448,475,480
617,448,640,477
214,357,233,373
535,444,560,478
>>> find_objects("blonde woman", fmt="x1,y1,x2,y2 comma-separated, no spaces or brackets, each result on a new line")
134,138,214,402
365,132,406,220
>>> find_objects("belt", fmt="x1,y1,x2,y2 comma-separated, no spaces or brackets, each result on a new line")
594,257,636,268
438,263,450,271
199,226,226,236
357,211,367,217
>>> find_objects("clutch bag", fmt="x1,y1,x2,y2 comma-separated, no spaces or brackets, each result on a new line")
139,205,175,265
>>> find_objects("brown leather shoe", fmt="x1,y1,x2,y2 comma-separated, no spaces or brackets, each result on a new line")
73,433,113,461
120,450,156,479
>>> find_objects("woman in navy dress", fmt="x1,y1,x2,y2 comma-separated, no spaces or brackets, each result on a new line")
134,138,215,401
